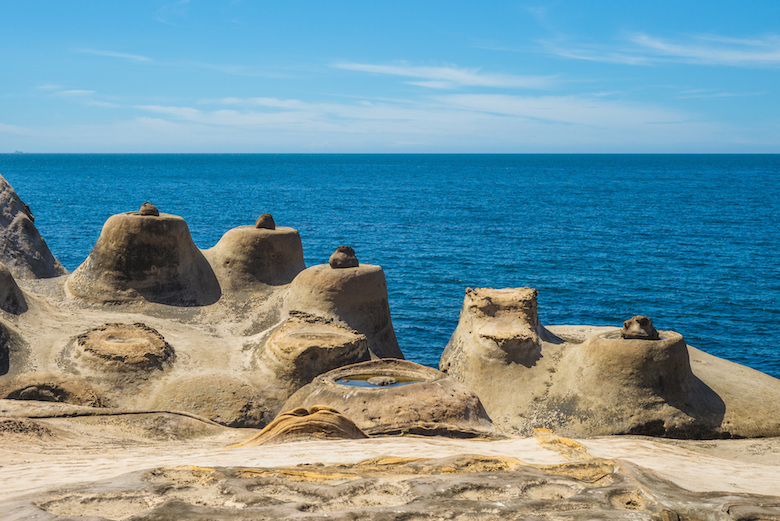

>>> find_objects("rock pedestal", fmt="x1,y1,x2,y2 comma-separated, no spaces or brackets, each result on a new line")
67,210,220,306
286,264,402,359
205,224,305,289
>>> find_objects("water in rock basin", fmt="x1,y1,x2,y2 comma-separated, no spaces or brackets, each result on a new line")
1,153,778,378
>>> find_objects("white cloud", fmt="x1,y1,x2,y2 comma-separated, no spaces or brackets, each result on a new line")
334,62,555,89
76,49,152,63
55,90,97,97
546,33,780,67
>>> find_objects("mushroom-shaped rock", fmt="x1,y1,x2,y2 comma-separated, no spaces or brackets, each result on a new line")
255,213,275,230
622,315,660,340
204,222,305,289
230,406,368,447
329,245,358,268
67,210,221,306
0,174,67,279
286,264,402,359
258,312,370,391
0,262,27,314
0,373,105,407
282,359,503,438
74,323,174,372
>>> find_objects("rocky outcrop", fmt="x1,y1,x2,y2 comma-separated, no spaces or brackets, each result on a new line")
0,174,67,279
0,263,27,314
286,261,402,359
204,216,305,289
283,359,504,438
67,206,221,306
440,287,780,438
230,405,368,446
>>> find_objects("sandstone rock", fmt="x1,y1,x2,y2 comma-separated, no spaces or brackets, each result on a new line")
258,312,370,392
329,245,358,268
67,210,221,305
0,174,67,279
286,263,402,358
0,262,27,314
230,405,368,447
74,323,174,372
283,359,504,438
138,202,159,216
205,223,305,289
254,213,275,229
622,315,659,340
441,288,780,438
0,373,105,407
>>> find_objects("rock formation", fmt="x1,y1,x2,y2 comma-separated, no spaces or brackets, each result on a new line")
230,405,368,446
329,245,359,268
67,206,221,306
286,260,402,359
441,287,780,438
0,263,27,314
0,174,67,279
283,359,504,438
204,214,305,289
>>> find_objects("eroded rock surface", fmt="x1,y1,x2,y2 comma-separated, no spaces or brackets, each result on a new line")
67,210,221,306
0,174,67,279
283,359,503,438
287,263,402,358
329,245,359,268
231,405,368,446
0,262,27,314
441,287,780,438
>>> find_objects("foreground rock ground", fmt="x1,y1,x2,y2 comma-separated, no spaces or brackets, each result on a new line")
1,175,779,518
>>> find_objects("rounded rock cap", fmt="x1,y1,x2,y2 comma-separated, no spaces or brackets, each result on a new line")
138,202,160,216
329,245,359,268
255,213,276,230
622,315,660,340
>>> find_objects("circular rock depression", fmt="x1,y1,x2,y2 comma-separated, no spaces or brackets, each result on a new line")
282,359,503,438
76,323,174,371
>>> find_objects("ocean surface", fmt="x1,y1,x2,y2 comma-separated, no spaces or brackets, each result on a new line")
1,154,778,378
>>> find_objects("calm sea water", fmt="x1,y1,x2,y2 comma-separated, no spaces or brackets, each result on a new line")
1,154,778,378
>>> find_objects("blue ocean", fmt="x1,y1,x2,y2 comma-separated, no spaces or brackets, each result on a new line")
1,154,778,378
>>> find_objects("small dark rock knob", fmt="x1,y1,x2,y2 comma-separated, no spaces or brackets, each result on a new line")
329,245,359,269
367,376,397,386
255,213,276,230
621,315,660,340
139,202,159,216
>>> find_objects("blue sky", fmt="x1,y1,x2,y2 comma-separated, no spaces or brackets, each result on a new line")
1,1,779,152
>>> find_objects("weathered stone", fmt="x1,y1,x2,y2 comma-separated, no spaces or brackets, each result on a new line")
0,373,105,407
230,406,368,446
0,174,67,279
286,263,402,358
204,224,305,289
75,323,174,371
329,245,359,268
254,213,275,229
67,211,221,306
138,202,159,216
622,315,660,340
283,359,504,438
0,262,27,314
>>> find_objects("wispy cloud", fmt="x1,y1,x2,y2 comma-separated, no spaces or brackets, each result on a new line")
334,62,555,89
76,49,152,63
54,90,97,97
546,33,780,67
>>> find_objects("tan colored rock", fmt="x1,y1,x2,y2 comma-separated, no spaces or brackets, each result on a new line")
286,263,402,358
138,202,159,216
622,315,659,340
74,323,174,372
0,373,105,407
0,262,27,314
204,223,305,289
283,359,504,438
0,174,67,279
67,210,221,305
258,312,369,392
329,245,358,268
230,405,368,447
254,213,275,229
441,287,780,438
